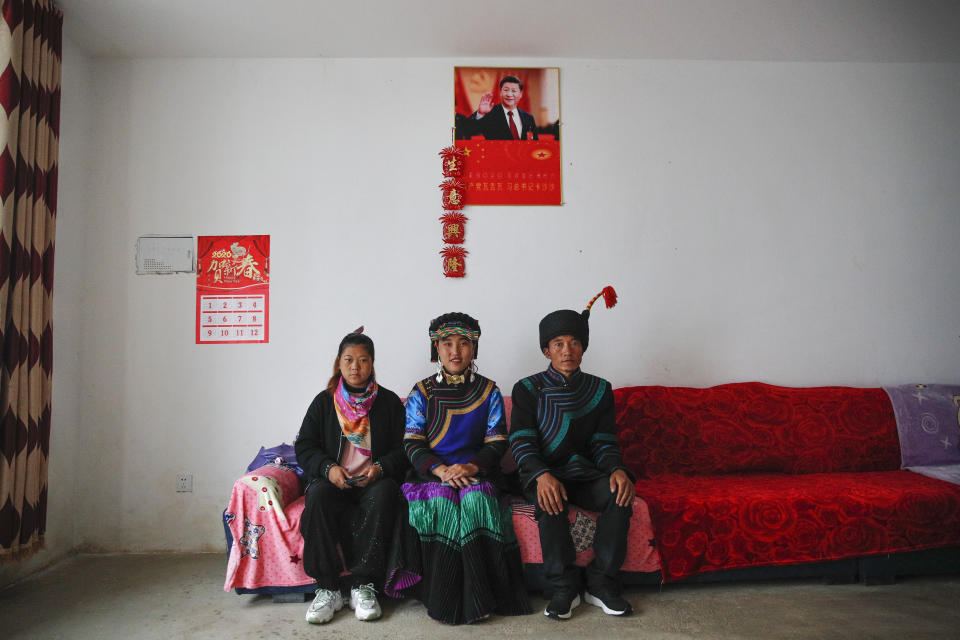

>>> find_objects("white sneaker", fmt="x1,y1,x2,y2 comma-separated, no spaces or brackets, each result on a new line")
349,583,382,621
305,587,343,624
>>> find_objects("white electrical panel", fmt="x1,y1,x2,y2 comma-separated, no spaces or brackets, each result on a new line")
136,235,194,274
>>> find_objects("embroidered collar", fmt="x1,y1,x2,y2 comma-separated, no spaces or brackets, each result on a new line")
545,364,582,387
433,363,474,386
443,372,466,385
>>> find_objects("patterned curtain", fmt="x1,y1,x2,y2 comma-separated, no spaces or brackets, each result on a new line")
0,0,62,562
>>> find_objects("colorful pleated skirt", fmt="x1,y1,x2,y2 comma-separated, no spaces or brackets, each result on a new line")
385,480,531,624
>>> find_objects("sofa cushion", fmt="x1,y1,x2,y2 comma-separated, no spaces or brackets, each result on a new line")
509,496,660,573
615,383,900,477
884,384,960,468
636,470,960,581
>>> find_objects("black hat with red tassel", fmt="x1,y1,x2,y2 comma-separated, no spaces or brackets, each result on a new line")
538,286,618,351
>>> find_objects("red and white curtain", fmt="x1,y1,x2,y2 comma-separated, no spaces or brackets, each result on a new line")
0,0,62,562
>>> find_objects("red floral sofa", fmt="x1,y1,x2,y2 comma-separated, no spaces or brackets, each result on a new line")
614,382,960,584
225,382,960,598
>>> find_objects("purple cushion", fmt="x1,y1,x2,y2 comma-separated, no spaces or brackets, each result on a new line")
246,442,304,477
884,385,960,467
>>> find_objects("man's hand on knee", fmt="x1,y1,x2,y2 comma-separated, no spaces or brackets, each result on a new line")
536,472,568,515
609,470,635,507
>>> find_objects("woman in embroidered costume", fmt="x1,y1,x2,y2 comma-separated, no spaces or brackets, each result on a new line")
295,328,409,625
385,312,531,624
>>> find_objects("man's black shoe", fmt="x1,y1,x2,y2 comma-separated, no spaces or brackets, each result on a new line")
584,586,632,616
544,588,581,620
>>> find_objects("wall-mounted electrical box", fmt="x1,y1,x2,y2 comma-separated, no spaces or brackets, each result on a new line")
136,235,194,274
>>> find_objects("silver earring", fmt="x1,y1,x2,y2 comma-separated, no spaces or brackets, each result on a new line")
435,360,443,383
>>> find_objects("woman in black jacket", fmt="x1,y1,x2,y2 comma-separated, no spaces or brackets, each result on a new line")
295,328,408,625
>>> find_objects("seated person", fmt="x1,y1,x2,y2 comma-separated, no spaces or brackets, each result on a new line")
456,75,538,141
510,288,636,620
385,312,531,624
295,328,408,625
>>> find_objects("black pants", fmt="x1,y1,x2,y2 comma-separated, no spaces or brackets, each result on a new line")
300,477,399,590
523,475,632,592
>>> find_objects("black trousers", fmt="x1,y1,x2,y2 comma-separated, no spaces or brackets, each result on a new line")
523,475,632,592
300,477,399,590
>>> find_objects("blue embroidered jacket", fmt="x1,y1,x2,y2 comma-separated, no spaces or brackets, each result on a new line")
404,373,508,477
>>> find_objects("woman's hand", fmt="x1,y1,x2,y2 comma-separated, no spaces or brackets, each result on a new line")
352,464,382,488
327,465,351,490
440,463,479,489
431,463,479,489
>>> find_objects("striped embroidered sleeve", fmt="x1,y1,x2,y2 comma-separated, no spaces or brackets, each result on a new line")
509,378,550,482
469,386,508,472
403,386,444,475
587,383,633,479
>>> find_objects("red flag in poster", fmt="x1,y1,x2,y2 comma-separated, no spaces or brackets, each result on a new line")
454,140,561,205
196,235,270,344
453,66,561,206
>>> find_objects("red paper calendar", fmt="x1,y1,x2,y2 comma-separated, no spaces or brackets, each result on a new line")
196,235,270,344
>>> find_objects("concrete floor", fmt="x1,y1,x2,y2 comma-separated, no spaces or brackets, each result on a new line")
1,553,959,639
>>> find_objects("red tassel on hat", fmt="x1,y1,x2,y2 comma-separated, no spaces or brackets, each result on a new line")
601,285,618,308
585,285,618,312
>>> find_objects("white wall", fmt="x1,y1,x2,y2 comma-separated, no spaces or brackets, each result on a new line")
66,57,960,552
0,36,92,588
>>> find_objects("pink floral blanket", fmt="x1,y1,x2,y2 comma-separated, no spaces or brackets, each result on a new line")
223,464,314,591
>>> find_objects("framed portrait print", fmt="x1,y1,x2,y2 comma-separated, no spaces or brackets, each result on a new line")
454,66,561,205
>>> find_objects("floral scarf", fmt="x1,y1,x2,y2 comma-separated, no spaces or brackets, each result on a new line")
333,376,378,455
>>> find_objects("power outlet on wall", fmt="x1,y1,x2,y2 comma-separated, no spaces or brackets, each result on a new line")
176,473,193,493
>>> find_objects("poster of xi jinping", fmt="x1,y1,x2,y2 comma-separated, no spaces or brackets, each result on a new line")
454,66,561,205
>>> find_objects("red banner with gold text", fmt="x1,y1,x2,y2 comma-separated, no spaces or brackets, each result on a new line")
455,140,561,205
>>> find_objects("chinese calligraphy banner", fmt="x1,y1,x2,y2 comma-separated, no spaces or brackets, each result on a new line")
453,66,561,205
196,235,270,344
